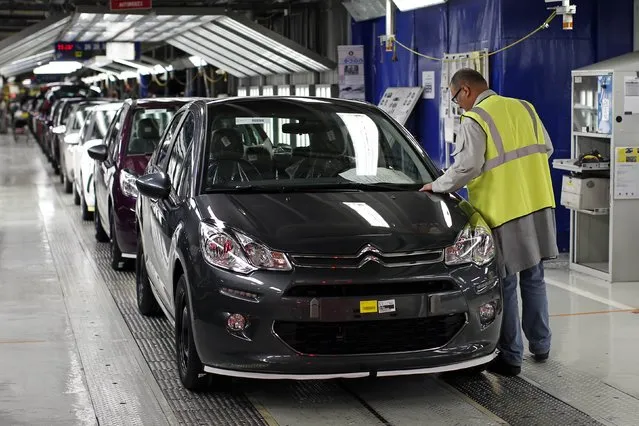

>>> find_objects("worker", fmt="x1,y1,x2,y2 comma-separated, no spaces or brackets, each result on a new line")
420,68,558,376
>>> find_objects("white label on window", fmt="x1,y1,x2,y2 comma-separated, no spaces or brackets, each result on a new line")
236,117,267,125
378,299,396,314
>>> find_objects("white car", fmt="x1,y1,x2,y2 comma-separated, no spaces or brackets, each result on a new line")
59,100,109,194
72,102,123,220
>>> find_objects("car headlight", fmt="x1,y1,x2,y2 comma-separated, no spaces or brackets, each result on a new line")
120,170,139,198
200,222,292,274
444,213,495,266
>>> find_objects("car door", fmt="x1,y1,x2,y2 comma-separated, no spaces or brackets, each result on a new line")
153,112,196,308
96,107,125,230
143,111,186,308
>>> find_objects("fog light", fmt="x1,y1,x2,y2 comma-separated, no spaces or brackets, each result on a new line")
479,301,498,326
227,313,248,332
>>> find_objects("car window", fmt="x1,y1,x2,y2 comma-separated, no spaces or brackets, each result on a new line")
201,100,435,193
155,111,184,168
70,104,92,131
127,107,177,155
166,113,195,192
79,111,94,143
176,148,192,198
90,109,118,142
106,109,125,161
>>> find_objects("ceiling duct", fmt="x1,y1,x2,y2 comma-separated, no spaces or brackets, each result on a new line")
341,0,386,22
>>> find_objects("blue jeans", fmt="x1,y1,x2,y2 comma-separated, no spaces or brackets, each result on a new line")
498,261,552,366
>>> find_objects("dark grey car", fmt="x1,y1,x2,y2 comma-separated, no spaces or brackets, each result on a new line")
134,97,502,391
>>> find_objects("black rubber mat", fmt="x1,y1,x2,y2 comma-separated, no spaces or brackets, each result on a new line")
443,372,604,426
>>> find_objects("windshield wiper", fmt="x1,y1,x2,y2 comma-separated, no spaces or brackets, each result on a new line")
204,182,421,194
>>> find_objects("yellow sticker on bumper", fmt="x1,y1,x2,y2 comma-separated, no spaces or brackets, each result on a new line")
359,300,378,314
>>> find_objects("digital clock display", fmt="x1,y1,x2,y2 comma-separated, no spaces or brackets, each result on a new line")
56,43,75,52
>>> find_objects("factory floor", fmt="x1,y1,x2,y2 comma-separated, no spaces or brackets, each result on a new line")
1,133,638,426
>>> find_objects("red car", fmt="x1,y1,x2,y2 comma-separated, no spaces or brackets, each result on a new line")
88,98,199,270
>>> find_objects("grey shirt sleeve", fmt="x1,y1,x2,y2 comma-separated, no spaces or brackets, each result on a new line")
542,121,554,158
431,119,486,193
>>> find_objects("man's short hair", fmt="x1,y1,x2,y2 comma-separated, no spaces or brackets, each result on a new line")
450,68,488,89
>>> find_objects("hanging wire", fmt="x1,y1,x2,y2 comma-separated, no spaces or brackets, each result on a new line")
202,68,225,83
391,10,558,62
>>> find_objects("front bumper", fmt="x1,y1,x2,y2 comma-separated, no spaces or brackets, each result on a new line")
189,261,502,377
204,352,497,380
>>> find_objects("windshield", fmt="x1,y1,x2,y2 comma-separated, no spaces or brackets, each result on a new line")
201,99,435,193
127,107,177,155
84,108,118,144
69,103,94,132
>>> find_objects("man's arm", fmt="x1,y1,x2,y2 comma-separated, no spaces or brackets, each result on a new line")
430,119,487,193
541,121,554,157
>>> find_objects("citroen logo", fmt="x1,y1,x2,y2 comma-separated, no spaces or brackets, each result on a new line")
357,245,383,266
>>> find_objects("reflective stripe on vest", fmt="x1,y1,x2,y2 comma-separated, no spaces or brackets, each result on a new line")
461,95,555,229
470,101,548,173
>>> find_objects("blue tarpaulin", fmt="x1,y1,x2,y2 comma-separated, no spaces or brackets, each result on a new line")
351,0,634,252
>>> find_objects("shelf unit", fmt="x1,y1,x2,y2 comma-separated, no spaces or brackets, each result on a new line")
553,52,639,283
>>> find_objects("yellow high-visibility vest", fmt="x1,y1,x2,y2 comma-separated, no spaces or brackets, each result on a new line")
462,94,555,229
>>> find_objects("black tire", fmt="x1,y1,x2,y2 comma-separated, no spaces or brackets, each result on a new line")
175,275,210,392
136,242,161,316
64,174,73,194
94,202,109,242
81,193,93,221
73,183,81,206
110,210,125,270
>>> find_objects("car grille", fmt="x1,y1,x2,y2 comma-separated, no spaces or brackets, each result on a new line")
283,280,457,298
273,314,466,355
289,247,443,269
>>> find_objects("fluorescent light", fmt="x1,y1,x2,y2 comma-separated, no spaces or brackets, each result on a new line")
392,0,447,11
33,61,83,75
165,65,174,72
188,55,207,67
22,79,32,86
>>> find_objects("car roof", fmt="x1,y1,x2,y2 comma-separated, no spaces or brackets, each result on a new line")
202,96,370,109
125,97,204,108
90,102,124,111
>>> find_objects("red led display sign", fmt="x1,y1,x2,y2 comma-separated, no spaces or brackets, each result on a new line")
110,0,152,10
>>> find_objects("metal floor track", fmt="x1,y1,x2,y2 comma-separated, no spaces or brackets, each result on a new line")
47,163,622,426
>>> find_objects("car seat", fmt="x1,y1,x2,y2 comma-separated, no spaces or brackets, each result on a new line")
207,128,261,185
291,127,350,179
245,145,274,179
129,118,160,154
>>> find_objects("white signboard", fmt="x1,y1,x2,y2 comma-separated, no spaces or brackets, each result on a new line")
440,49,489,168
378,87,424,125
422,71,435,99
614,147,639,199
337,45,365,101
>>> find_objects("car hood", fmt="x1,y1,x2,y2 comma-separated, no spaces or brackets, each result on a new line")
196,191,476,254
122,154,151,176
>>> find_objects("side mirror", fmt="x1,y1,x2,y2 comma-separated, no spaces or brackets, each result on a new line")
64,133,80,145
136,172,171,199
87,144,108,162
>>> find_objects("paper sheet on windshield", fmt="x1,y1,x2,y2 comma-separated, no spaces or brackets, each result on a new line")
339,168,414,184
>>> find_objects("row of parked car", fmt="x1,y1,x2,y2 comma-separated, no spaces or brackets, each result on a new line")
30,89,502,392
